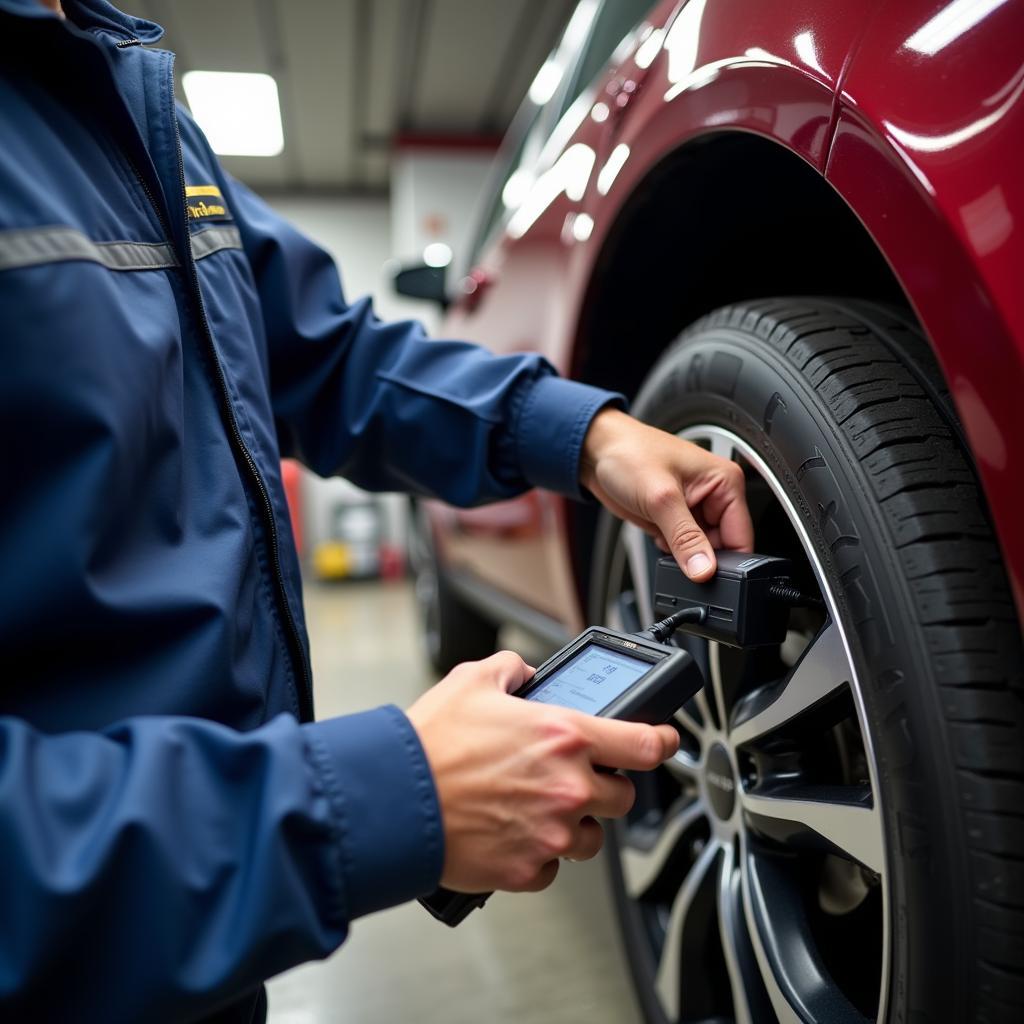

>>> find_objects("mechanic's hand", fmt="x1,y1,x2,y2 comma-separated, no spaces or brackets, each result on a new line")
580,407,754,580
406,651,678,894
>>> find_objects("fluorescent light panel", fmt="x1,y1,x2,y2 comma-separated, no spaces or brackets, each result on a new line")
182,71,284,157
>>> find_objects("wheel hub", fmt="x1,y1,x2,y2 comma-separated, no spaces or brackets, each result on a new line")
704,742,736,821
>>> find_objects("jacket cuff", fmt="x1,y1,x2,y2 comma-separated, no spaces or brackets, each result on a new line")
304,706,444,920
515,375,625,499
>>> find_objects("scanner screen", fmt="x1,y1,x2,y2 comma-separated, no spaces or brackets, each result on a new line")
525,644,651,714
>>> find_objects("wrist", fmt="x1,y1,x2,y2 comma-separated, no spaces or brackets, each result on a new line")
580,407,632,488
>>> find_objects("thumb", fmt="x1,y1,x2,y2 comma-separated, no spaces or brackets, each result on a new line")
478,650,536,693
653,497,716,582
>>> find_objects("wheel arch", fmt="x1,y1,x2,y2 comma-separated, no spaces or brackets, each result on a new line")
563,129,917,610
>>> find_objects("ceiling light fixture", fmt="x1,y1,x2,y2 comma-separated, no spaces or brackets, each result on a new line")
182,71,284,157
422,242,453,268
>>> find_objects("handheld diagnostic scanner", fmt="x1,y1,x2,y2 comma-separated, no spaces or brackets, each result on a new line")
418,549,817,926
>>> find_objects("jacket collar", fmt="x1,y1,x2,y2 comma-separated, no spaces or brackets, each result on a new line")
0,0,163,43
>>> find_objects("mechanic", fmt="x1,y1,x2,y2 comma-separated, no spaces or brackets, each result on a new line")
0,1,752,1021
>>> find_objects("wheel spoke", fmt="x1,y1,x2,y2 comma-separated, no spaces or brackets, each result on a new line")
694,685,716,734
621,798,707,898
741,843,813,1024
718,842,772,1024
622,523,654,625
741,840,869,1024
741,788,883,875
663,748,702,785
731,621,849,747
655,840,720,1020
708,641,729,733
708,434,735,460
610,590,643,633
674,700,703,739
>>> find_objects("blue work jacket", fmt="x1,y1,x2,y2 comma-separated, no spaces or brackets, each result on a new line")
0,2,619,1020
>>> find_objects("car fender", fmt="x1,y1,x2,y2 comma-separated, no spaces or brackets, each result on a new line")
559,0,1023,613
826,0,1024,615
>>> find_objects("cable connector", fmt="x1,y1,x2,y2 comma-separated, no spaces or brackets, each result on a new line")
767,582,823,608
638,605,707,643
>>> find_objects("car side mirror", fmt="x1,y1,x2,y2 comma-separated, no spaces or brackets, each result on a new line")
392,263,449,308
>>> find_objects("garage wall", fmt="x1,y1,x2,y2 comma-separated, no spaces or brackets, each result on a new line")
391,147,497,283
267,142,495,339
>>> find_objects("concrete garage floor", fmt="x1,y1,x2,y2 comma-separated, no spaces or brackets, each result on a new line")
267,578,643,1024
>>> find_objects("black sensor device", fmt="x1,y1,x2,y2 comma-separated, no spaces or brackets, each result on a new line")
653,549,794,648
418,624,704,927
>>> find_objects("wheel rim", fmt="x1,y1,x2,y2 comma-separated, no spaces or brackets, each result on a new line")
606,425,890,1024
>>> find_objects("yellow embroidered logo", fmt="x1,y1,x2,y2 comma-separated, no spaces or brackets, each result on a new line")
185,185,229,221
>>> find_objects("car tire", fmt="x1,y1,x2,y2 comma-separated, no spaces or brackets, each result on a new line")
590,299,1023,1023
408,500,498,676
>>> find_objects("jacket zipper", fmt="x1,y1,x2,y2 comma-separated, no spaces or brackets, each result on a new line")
120,66,315,722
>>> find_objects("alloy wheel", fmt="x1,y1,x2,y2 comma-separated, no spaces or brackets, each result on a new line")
605,425,890,1024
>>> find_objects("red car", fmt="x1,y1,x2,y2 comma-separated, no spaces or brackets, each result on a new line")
397,1,1024,1021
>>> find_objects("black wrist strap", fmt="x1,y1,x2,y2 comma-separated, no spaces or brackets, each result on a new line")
418,886,492,927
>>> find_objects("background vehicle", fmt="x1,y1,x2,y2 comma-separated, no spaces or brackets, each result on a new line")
397,1,1024,1021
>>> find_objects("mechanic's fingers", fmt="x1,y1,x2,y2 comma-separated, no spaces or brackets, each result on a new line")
582,718,679,772
587,770,636,820
718,485,755,553
649,486,716,580
514,858,560,893
709,462,755,553
563,816,605,862
464,650,535,693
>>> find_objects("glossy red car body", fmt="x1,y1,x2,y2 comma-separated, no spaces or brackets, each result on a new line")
434,0,1024,631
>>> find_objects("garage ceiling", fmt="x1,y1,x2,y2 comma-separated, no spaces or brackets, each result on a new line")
128,0,576,192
